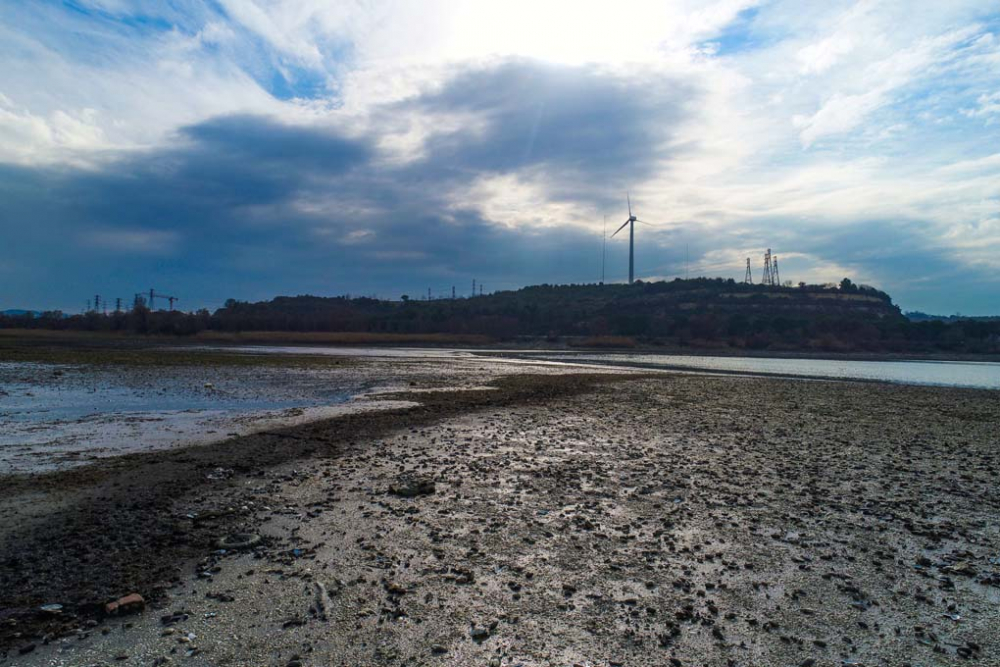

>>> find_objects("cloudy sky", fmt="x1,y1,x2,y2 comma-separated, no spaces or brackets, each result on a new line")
1,1,998,314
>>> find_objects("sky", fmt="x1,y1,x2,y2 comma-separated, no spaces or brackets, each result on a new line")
0,1,998,315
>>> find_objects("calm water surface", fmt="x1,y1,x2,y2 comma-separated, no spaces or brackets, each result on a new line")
522,353,1000,390
221,346,1000,390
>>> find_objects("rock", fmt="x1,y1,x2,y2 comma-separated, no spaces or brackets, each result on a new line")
215,532,262,550
105,593,145,616
39,604,64,615
470,625,490,643
384,581,408,596
431,644,448,654
389,476,435,498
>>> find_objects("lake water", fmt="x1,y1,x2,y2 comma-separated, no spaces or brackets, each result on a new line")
221,346,1000,390
513,352,1000,390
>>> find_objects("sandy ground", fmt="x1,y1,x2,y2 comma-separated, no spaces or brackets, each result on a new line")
2,362,999,666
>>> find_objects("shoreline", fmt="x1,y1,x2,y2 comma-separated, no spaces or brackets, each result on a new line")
4,329,999,364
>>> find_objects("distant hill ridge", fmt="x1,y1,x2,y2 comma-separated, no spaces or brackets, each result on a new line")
4,279,998,354
216,278,901,333
210,278,917,352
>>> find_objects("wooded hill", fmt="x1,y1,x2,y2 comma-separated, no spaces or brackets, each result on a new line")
6,278,998,354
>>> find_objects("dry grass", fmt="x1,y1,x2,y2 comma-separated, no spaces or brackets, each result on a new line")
193,330,495,346
0,329,127,340
0,328,494,347
568,335,637,349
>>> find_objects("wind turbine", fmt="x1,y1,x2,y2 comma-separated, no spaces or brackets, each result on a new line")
611,193,651,284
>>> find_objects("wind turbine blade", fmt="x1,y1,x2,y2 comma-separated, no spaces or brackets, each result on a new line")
611,219,630,238
635,219,654,226
627,192,632,217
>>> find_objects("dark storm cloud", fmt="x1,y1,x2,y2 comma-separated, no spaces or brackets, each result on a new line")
402,60,696,198
2,58,992,313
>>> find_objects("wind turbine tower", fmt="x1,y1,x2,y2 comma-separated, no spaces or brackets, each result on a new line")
612,193,647,284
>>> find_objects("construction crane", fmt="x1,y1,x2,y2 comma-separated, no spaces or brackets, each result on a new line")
148,289,179,311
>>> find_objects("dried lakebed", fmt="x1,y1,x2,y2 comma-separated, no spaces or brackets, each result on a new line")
1,368,999,666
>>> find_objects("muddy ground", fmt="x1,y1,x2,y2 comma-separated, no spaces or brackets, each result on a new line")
1,361,999,666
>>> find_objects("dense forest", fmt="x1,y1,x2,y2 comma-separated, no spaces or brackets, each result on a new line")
3,278,999,354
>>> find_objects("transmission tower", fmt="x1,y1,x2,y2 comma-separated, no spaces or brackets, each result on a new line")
744,258,752,284
772,255,780,286
115,298,122,313
472,279,476,297
148,289,178,311
762,249,774,286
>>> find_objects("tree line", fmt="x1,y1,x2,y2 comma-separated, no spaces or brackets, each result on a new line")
3,278,998,354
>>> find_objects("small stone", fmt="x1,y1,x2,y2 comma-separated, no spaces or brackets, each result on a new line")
215,533,261,550
105,593,145,616
389,476,435,498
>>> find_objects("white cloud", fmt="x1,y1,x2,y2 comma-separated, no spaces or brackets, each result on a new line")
341,229,376,244
797,33,854,74
457,171,602,231
791,27,980,147
962,91,1000,121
